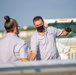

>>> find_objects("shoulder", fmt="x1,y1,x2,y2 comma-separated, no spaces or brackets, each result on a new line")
31,31,40,43
31,31,37,39
47,26,62,32
46,26,56,33
16,37,27,45
47,26,57,30
14,37,28,52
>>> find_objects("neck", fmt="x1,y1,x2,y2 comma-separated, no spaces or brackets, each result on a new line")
7,31,16,34
38,30,46,35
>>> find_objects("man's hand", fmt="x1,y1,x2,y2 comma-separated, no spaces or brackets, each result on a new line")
61,27,72,36
65,27,72,32
21,58,28,62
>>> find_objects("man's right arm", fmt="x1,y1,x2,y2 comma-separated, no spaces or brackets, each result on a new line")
19,42,29,62
30,34,38,60
29,50,37,60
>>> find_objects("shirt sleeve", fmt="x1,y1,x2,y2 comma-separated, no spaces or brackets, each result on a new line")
55,28,63,36
19,42,29,58
48,27,63,36
31,35,38,51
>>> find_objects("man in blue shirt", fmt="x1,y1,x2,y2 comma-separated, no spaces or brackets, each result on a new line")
0,16,29,62
30,16,71,60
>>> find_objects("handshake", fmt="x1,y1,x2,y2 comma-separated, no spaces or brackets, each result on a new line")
65,27,72,32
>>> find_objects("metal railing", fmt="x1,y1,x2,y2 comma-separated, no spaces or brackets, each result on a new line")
0,60,76,75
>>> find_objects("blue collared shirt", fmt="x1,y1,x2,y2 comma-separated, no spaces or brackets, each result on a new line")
0,33,29,62
31,26,63,60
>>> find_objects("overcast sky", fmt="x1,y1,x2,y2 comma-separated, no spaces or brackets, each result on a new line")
0,0,76,30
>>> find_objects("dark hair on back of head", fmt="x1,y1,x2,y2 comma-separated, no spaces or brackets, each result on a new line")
4,16,10,22
4,16,18,33
33,16,44,23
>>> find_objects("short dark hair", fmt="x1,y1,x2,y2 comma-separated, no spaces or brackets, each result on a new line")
4,16,18,32
33,16,44,23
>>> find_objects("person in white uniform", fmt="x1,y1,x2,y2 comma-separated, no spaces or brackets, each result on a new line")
30,16,71,60
0,16,29,62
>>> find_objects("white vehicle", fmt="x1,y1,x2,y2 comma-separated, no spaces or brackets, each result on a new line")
44,18,76,60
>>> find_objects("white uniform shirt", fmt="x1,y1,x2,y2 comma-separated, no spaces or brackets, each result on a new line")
0,33,29,62
31,26,63,60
